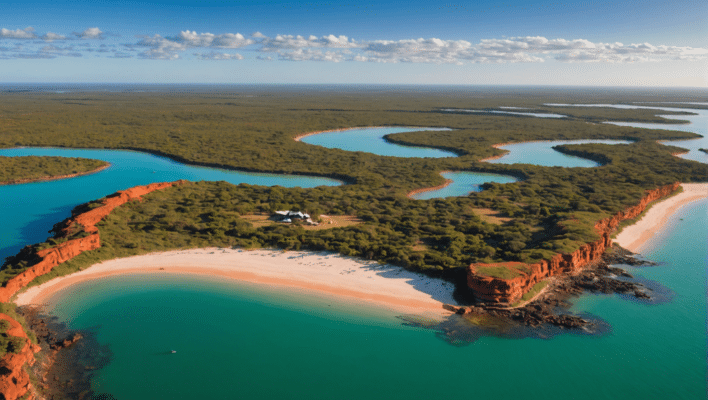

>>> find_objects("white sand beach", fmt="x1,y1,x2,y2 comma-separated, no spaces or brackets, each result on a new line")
614,183,708,252
14,248,459,316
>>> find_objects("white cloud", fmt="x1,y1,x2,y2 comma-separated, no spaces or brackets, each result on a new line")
42,32,67,41
3,28,706,65
173,31,254,48
74,27,103,39
479,36,708,63
260,34,359,51
276,48,346,62
361,38,471,64
135,34,185,59
0,27,37,39
193,51,244,60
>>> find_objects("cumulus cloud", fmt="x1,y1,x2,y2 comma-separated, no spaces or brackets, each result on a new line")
1,27,36,39
480,36,708,63
42,32,67,41
2,28,706,65
135,34,185,59
174,30,254,48
260,34,358,52
276,49,346,62
193,51,244,60
74,27,103,39
361,38,471,64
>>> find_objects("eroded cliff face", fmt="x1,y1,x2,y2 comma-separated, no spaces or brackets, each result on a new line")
0,180,185,398
0,181,184,303
0,313,41,400
468,182,681,304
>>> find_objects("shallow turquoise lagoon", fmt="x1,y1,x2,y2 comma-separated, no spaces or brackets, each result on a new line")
3,112,706,399
485,139,631,167
410,171,518,200
299,126,521,199
0,147,340,262
300,126,457,157
547,104,708,164
42,197,707,400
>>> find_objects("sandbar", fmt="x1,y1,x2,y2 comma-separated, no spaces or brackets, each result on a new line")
614,183,708,252
14,248,459,317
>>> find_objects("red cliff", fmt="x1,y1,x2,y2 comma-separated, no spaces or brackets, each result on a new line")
0,181,184,399
468,182,681,304
0,181,184,303
0,313,41,400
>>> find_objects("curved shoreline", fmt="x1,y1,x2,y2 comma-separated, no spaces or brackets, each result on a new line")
478,142,513,163
14,248,458,317
293,126,388,142
614,183,708,252
0,162,111,186
2,146,350,186
406,171,453,198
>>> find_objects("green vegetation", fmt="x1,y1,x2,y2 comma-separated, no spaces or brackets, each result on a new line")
475,265,522,280
0,156,107,184
0,302,36,358
0,87,706,293
510,281,549,307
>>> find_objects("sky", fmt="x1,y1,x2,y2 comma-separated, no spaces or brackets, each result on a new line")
1,0,707,86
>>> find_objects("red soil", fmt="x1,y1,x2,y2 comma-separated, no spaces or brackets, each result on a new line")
468,182,681,304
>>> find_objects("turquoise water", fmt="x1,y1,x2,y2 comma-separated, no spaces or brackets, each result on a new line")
4,110,706,398
547,104,708,164
410,171,519,200
300,127,457,158
0,147,340,262
299,126,521,198
485,139,631,167
42,198,707,399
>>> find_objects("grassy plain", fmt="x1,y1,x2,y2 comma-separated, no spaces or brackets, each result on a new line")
1,86,707,286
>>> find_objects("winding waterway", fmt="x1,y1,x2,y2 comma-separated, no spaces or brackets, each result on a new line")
0,147,341,262
484,139,631,167
546,104,708,164
299,126,457,157
3,106,707,399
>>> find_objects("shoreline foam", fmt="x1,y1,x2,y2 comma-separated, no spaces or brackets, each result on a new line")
614,183,708,252
14,248,459,317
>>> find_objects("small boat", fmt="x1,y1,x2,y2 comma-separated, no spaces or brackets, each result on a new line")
171,350,177,354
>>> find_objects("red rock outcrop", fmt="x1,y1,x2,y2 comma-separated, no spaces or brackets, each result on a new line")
468,182,681,304
0,313,41,400
0,181,185,303
0,181,184,399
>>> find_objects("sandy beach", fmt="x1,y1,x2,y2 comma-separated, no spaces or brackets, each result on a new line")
614,183,708,252
14,248,459,316
12,183,706,316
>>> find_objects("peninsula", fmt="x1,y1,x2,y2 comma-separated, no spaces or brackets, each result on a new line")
0,87,707,399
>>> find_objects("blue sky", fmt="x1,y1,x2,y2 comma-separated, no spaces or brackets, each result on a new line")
2,0,706,86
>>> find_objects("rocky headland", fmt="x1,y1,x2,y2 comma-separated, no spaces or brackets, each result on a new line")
467,182,680,305
0,180,184,400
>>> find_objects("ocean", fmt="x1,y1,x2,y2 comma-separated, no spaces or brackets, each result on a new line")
2,103,706,399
